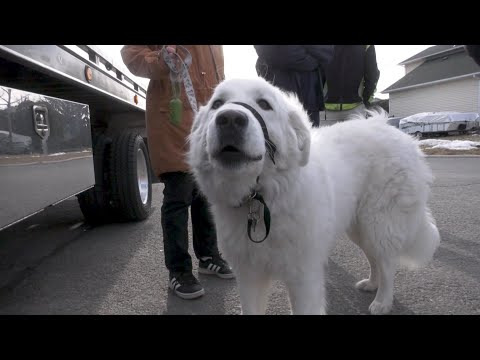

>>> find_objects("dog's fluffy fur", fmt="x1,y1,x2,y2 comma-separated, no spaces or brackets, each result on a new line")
187,77,440,315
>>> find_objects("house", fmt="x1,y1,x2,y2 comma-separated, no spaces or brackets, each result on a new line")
382,45,480,118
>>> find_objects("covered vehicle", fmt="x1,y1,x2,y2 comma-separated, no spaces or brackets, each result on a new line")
399,111,480,137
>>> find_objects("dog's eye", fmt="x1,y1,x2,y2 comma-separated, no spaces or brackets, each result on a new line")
211,99,224,110
257,99,272,110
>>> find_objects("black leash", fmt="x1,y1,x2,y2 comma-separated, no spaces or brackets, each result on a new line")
246,191,271,243
226,102,276,243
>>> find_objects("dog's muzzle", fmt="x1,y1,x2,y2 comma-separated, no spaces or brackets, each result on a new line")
214,109,260,165
212,102,277,166
215,109,249,144
232,102,276,164
216,109,249,129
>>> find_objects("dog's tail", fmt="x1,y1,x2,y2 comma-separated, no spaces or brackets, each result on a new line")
399,207,441,269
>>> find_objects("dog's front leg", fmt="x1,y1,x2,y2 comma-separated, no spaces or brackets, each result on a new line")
368,258,395,315
236,270,271,315
285,270,327,315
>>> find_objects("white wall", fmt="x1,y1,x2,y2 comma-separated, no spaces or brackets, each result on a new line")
404,60,424,74
389,77,480,117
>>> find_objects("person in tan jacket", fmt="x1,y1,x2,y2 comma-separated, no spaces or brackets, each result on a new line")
121,45,233,300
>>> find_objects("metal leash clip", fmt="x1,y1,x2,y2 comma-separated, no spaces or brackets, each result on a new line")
247,192,260,232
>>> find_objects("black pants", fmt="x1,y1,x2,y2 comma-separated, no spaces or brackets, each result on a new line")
160,172,219,274
307,109,320,127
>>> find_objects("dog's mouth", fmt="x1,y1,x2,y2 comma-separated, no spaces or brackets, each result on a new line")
213,145,263,165
222,145,242,154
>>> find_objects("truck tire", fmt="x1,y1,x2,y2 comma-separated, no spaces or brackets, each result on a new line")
77,187,111,225
109,131,152,221
77,134,114,225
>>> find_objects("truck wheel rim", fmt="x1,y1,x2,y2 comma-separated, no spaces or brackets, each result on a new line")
137,148,149,205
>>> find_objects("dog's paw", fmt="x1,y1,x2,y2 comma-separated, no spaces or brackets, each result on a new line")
355,279,378,292
290,307,327,315
368,300,392,315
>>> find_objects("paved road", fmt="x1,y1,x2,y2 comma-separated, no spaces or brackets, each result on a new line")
0,157,479,315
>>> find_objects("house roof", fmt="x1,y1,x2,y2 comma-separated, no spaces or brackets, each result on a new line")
382,49,480,93
399,45,464,65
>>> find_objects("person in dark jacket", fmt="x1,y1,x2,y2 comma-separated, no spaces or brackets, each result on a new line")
321,45,380,126
254,45,334,127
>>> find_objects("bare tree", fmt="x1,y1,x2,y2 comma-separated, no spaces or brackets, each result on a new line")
0,87,29,144
0,86,25,107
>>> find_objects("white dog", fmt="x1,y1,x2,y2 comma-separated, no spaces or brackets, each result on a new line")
187,77,440,315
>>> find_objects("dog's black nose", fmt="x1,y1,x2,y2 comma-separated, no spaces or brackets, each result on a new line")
216,110,248,129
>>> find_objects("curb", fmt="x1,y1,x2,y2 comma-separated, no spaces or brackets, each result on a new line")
425,155,480,158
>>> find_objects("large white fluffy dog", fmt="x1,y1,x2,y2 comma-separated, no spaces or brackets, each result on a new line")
187,77,440,315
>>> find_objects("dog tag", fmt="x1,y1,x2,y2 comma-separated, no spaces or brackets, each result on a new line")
248,212,258,233
251,216,258,232
248,206,260,233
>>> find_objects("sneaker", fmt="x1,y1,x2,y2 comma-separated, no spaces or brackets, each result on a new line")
169,272,205,300
198,255,235,279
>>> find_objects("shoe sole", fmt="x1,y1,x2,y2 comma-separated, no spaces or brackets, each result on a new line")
198,267,235,279
169,284,205,300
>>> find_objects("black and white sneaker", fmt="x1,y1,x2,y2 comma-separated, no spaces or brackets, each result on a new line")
169,272,205,300
198,255,235,279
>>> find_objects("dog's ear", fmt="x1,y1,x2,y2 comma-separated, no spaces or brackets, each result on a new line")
288,107,311,167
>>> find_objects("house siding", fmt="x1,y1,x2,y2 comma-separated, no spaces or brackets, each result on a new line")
389,77,480,118
405,61,423,74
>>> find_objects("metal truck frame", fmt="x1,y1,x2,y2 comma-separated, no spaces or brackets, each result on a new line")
0,45,154,231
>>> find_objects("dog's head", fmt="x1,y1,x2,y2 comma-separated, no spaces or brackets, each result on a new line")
188,77,311,205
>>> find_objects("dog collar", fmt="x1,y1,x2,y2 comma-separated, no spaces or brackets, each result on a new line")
232,102,276,164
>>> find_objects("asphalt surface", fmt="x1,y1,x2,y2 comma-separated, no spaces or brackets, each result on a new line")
0,157,479,315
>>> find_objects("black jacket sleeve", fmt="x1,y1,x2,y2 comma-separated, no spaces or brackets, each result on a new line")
362,45,380,106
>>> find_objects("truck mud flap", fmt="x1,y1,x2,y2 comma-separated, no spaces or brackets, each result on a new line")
77,134,114,224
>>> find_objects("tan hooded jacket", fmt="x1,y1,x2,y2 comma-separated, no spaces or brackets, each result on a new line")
121,45,225,177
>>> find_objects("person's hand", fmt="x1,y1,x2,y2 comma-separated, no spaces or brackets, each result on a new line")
166,45,178,65
166,45,177,54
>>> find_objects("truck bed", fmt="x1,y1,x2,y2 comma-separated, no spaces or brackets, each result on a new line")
0,45,147,126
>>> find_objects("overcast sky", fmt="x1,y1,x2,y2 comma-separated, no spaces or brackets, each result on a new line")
101,45,434,100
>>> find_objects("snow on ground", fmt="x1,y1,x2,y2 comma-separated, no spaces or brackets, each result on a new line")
419,139,480,150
